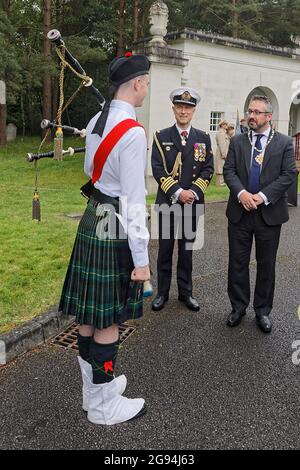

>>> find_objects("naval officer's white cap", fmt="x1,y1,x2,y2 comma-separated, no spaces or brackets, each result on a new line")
170,87,201,107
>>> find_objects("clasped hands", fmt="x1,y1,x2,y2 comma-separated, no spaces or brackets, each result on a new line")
178,189,195,204
240,191,264,211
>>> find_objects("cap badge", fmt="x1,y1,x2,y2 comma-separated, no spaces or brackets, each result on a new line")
181,91,192,102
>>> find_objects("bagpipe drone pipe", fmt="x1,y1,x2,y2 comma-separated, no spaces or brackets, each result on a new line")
26,29,104,220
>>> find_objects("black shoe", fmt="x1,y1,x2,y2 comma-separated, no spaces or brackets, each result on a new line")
226,311,246,327
178,294,200,311
256,315,272,333
152,294,169,311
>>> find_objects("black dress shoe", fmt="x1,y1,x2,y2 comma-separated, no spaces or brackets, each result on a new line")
152,294,168,311
226,311,246,327
256,315,272,333
178,294,200,311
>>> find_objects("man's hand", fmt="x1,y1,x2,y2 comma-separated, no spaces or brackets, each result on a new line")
252,194,264,206
178,189,195,204
131,265,150,282
239,191,257,211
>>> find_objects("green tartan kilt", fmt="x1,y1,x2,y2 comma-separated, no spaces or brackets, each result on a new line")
59,198,144,329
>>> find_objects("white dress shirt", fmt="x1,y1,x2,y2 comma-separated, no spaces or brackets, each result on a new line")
175,124,191,137
238,126,271,205
84,99,149,268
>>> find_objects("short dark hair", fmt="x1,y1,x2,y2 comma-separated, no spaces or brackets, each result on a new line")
249,95,273,113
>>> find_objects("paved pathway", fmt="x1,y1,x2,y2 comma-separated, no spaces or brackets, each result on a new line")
0,199,299,450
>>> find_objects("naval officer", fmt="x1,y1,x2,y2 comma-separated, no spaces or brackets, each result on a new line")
151,87,214,312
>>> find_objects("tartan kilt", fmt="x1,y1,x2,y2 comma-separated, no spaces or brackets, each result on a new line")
59,198,144,329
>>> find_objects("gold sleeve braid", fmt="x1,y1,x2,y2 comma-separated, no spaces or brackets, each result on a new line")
153,132,183,187
193,178,210,193
160,176,177,193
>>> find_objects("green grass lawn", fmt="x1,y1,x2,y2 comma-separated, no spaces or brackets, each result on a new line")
0,136,88,333
0,137,297,333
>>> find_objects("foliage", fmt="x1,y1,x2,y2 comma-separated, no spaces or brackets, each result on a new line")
1,0,300,135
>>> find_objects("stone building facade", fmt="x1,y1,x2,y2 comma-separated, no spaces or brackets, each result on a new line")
135,2,300,193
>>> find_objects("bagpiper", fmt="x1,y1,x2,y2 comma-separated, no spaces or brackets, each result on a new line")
59,52,151,425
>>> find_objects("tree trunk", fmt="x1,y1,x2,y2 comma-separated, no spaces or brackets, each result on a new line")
141,1,150,38
232,0,239,39
1,0,12,12
20,94,26,139
27,88,33,136
133,0,139,42
117,0,126,56
42,0,52,138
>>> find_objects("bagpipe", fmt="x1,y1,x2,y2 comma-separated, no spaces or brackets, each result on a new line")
27,145,86,162
27,29,105,221
47,29,105,106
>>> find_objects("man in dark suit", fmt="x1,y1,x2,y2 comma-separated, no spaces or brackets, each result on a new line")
223,95,297,333
151,87,214,312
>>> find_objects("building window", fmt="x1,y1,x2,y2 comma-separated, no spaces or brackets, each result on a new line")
210,112,224,131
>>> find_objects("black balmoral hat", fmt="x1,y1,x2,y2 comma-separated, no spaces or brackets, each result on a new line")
92,52,150,137
108,52,151,87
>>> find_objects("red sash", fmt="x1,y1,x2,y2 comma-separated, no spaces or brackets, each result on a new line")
91,119,144,184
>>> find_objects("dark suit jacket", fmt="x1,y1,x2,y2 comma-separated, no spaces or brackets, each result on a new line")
223,131,297,226
151,125,214,206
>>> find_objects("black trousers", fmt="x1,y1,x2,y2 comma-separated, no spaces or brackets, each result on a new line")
157,212,198,296
228,208,281,317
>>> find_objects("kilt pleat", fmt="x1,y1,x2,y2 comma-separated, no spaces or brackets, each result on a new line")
59,199,143,329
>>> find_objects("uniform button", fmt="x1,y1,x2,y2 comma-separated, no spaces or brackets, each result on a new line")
193,174,196,178
193,166,196,170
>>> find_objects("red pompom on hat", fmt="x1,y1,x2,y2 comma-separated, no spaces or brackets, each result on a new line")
125,52,133,57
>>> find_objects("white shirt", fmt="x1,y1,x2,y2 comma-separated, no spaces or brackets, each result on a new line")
175,124,191,137
251,128,270,153
238,126,271,205
84,99,149,268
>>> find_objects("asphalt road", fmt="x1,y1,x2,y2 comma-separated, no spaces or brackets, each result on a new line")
0,199,299,450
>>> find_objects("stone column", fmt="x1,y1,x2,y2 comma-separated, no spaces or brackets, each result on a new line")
0,81,7,145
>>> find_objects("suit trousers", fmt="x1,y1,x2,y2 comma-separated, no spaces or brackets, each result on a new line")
228,207,281,317
157,211,198,296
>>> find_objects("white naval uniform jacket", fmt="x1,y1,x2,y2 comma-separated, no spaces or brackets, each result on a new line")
84,99,149,268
